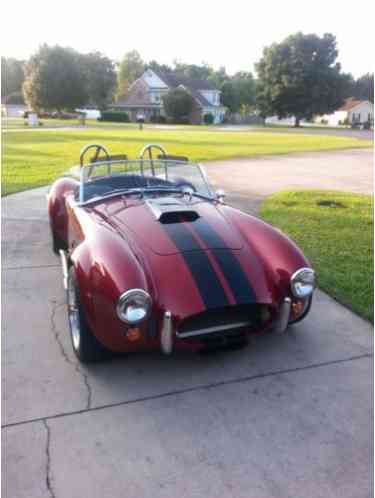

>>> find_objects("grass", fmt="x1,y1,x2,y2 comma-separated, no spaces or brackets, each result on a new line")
260,191,373,321
2,124,371,195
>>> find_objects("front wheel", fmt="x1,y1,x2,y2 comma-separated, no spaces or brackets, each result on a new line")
51,228,65,255
67,267,111,363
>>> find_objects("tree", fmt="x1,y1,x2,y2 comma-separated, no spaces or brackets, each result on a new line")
233,72,256,112
173,62,213,80
221,80,241,113
256,32,348,126
23,45,87,111
116,50,144,99
1,57,25,99
162,87,194,122
80,52,116,108
147,60,173,74
208,66,229,89
353,73,374,103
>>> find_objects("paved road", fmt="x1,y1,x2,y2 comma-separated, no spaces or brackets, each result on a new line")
207,148,373,214
218,125,373,141
2,149,373,498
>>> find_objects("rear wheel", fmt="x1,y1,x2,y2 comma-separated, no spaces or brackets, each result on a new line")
67,267,110,363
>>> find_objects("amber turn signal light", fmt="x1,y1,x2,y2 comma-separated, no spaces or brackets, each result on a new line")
292,300,305,317
126,327,141,342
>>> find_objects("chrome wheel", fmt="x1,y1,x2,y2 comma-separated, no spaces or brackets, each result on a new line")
67,274,81,351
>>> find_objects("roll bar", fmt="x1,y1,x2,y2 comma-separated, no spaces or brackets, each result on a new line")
80,143,111,177
139,144,167,176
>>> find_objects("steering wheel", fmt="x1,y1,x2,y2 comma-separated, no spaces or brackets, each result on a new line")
80,144,111,177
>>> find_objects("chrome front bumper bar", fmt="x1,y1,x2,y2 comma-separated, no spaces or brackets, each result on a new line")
160,311,173,355
59,250,69,290
273,297,291,334
160,298,292,354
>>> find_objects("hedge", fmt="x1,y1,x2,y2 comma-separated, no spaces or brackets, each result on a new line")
98,111,130,122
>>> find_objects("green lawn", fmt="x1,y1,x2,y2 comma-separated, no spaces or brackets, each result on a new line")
260,191,373,322
2,125,371,195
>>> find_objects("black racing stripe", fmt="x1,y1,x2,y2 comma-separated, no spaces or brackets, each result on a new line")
163,223,229,309
192,220,257,304
211,250,256,304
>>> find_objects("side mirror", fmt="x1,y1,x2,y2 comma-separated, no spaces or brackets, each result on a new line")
215,189,226,203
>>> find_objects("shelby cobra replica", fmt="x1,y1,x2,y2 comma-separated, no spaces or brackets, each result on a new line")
48,144,315,362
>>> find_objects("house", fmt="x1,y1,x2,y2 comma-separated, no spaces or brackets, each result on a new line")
318,98,374,126
113,69,226,124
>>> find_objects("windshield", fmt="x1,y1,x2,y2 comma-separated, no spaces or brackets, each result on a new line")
68,160,213,203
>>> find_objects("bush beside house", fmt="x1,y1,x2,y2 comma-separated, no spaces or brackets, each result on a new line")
98,110,130,122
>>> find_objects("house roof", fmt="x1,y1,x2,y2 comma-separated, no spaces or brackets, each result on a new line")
178,86,212,107
152,70,217,91
338,98,369,111
115,79,156,107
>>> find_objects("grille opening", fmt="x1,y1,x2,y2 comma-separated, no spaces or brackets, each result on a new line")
178,304,268,338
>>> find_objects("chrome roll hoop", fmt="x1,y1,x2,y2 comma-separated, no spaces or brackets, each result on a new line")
139,144,167,177
79,143,111,177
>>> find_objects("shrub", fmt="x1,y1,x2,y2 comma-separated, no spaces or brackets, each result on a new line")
203,113,214,125
172,116,190,125
150,115,167,124
98,111,129,122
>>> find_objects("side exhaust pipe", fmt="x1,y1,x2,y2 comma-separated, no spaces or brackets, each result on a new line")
274,297,291,334
161,311,173,355
59,250,69,290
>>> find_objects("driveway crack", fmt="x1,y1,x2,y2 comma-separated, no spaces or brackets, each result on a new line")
42,419,56,498
50,300,92,409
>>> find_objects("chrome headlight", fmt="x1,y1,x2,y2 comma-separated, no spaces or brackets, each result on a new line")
116,289,152,325
290,268,315,298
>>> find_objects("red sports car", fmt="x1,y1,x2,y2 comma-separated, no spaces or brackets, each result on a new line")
48,143,315,362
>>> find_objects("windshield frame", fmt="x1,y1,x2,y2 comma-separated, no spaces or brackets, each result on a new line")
67,159,214,205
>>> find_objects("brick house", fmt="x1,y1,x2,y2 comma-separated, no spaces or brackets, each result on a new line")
113,69,226,124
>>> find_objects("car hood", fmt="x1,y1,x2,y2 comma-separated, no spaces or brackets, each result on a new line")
93,196,244,256
87,196,293,310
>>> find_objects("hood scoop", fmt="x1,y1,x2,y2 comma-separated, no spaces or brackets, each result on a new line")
146,198,199,224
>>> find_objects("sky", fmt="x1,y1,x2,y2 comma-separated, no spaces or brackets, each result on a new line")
1,0,374,78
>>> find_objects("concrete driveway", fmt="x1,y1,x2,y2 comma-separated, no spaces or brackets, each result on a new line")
2,149,373,498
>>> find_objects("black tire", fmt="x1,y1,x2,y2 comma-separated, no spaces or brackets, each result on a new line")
67,266,111,363
51,228,63,254
51,227,66,255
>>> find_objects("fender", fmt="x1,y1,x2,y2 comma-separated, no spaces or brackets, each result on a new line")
48,178,78,245
70,221,151,350
221,205,311,300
